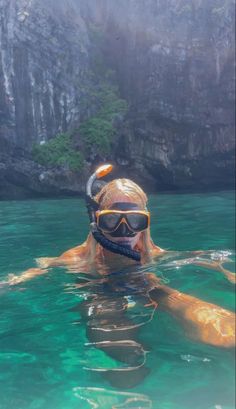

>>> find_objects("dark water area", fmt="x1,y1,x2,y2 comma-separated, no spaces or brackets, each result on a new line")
0,191,235,409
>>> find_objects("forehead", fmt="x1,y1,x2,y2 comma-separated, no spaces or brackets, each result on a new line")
98,185,146,209
108,201,141,210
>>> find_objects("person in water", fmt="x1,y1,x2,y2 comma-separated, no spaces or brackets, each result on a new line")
4,164,235,351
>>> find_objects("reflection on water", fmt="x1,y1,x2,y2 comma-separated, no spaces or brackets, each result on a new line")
67,267,158,390
73,387,152,409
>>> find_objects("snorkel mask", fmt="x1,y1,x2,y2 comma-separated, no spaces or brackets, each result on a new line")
85,164,143,262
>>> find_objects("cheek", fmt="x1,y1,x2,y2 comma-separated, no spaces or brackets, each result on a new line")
131,232,141,245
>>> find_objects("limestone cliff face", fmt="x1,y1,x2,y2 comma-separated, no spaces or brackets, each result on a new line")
91,0,235,190
0,0,235,198
0,0,90,148
0,0,92,197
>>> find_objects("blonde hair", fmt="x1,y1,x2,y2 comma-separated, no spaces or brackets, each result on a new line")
95,178,148,209
84,178,156,265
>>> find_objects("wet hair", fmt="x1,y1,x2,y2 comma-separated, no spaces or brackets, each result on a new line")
95,178,148,209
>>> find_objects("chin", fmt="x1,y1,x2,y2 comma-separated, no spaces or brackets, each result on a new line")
114,238,133,245
106,234,140,249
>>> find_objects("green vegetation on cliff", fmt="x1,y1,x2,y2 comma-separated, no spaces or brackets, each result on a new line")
32,24,128,171
79,81,128,155
32,133,84,171
32,79,128,170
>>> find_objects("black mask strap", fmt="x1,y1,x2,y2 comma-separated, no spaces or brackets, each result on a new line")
85,195,99,223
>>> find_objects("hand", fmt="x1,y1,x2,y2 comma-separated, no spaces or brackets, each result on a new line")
7,274,23,285
7,268,48,286
223,269,236,284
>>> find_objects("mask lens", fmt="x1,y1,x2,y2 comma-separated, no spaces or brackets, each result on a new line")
97,211,149,233
98,213,121,231
126,213,148,231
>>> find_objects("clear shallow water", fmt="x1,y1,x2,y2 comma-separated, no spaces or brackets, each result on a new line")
0,191,235,409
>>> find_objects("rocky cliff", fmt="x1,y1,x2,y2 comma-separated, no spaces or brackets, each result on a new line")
0,0,235,198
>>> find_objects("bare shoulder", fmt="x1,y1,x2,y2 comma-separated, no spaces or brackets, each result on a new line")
59,242,87,261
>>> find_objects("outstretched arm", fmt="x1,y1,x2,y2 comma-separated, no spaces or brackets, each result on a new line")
148,274,235,348
1,267,48,286
1,244,86,286
166,251,235,284
36,244,85,269
192,258,235,284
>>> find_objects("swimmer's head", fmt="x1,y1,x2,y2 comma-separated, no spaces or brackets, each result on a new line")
95,179,149,249
85,165,153,262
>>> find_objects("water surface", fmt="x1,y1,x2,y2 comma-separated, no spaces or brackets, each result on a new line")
0,191,235,409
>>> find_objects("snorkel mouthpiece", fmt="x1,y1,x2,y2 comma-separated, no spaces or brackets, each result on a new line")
85,164,141,262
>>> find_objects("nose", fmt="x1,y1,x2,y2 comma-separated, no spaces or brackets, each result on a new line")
120,222,129,236
109,221,135,237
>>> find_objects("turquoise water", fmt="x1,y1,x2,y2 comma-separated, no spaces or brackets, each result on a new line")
0,191,235,409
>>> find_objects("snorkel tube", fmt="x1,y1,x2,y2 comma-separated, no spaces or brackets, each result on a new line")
85,164,141,262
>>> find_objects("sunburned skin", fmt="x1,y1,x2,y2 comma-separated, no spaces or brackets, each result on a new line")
1,180,235,350
148,274,235,348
